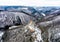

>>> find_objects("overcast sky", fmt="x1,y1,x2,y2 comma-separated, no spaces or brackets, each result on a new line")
0,0,60,6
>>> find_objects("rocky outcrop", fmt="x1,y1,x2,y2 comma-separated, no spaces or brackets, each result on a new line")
37,14,60,42
3,21,43,42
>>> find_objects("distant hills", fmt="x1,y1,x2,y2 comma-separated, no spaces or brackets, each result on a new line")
0,6,60,16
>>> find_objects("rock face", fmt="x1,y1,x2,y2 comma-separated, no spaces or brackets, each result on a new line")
3,21,43,42
4,26,25,42
48,26,60,42
37,14,60,42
